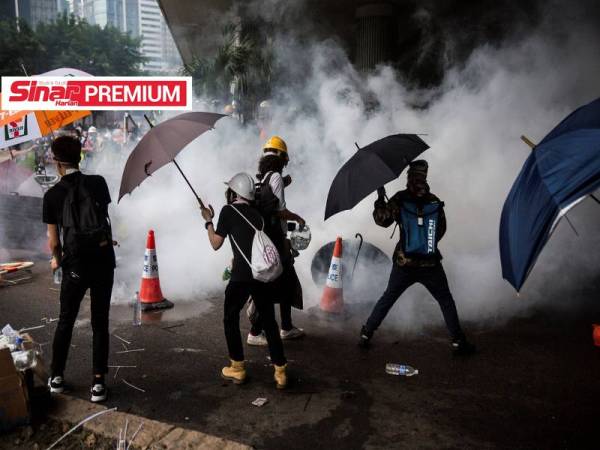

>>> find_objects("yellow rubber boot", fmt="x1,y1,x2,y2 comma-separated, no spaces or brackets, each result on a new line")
274,364,287,389
222,360,246,384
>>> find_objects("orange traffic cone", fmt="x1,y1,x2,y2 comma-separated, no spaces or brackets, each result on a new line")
320,237,344,314
139,230,173,312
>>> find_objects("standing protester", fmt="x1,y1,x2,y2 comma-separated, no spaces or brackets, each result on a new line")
359,160,475,355
43,136,116,402
201,173,288,389
247,136,306,346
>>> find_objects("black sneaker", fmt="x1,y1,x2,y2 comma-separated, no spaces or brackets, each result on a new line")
358,326,372,349
90,381,107,403
48,375,65,393
452,339,476,356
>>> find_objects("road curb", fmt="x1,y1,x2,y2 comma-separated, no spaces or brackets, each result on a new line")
47,394,252,449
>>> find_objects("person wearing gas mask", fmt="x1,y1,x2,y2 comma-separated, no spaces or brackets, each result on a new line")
359,160,475,356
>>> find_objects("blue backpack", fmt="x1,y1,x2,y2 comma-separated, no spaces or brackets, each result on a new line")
399,200,443,256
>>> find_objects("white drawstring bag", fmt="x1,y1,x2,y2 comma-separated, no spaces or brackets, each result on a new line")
229,205,283,282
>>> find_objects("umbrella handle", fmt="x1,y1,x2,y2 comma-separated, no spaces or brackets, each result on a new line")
172,159,206,209
351,233,364,280
144,114,207,209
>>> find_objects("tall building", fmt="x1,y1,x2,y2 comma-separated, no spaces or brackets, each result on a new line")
0,0,61,28
66,0,85,17
79,0,180,73
137,0,179,72
82,0,123,29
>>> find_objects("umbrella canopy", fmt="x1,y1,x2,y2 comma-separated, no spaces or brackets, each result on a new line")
500,97,600,291
324,134,429,220
118,112,226,203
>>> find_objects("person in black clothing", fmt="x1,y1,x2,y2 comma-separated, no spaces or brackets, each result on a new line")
43,135,116,402
247,137,306,346
359,160,475,355
201,172,288,389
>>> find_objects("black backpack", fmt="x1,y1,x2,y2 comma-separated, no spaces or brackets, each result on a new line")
255,171,280,216
61,175,112,258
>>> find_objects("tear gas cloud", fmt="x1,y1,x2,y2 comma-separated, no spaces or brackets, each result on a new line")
91,0,600,332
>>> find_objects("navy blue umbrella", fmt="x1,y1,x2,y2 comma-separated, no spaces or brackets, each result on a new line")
500,97,600,291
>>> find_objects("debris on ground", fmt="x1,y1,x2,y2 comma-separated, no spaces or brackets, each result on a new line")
0,419,116,450
122,379,146,393
172,347,206,353
252,398,269,407
113,334,132,345
46,407,117,450
115,348,145,354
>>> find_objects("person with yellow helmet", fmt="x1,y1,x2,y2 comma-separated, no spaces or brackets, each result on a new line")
246,136,306,345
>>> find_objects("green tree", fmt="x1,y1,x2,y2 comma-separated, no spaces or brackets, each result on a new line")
35,14,145,75
0,14,145,79
182,21,275,121
0,19,42,78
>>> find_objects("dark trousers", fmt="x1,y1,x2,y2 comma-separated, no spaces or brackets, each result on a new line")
365,263,464,340
224,281,287,366
251,302,293,334
250,262,301,334
51,268,114,376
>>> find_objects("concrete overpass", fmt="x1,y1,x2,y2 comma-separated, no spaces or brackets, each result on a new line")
158,1,412,71
157,0,539,86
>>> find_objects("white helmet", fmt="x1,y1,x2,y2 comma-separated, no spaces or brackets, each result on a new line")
226,172,255,201
88,126,97,133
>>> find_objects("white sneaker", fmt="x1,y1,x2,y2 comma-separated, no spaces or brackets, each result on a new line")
280,327,305,340
247,332,268,346
90,382,107,403
48,376,65,394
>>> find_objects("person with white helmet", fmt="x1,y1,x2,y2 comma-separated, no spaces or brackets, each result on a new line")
247,136,306,345
200,172,289,389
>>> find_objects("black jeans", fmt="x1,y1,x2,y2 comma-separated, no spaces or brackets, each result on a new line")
51,267,114,376
251,302,293,334
224,281,287,366
365,263,464,340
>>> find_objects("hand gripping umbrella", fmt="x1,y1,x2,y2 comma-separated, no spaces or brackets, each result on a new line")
118,112,226,207
500,97,600,291
324,134,429,220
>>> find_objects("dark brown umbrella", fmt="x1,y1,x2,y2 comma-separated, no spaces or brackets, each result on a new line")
118,112,227,207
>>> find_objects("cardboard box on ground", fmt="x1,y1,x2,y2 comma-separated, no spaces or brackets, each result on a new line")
0,332,48,432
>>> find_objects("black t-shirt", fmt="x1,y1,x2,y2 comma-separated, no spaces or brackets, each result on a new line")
215,203,264,282
42,171,115,269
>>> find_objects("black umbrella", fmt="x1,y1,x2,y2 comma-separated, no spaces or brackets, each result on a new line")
324,134,429,220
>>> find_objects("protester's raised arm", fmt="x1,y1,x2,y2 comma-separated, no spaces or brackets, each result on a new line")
201,205,224,250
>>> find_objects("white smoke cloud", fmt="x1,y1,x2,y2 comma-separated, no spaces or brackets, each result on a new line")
89,1,599,335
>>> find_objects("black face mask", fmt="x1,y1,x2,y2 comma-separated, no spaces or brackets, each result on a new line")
407,178,429,197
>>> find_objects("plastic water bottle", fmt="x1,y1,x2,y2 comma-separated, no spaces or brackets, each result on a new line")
1,324,19,351
53,267,63,285
132,291,141,326
12,350,36,371
385,363,419,377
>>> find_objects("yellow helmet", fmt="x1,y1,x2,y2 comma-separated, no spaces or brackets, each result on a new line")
263,135,287,154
